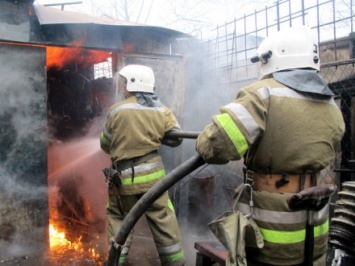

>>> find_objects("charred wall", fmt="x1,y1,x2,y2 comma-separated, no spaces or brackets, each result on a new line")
0,43,48,258
0,0,33,43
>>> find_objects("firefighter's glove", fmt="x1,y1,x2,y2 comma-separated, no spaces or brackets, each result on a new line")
288,184,337,211
162,129,183,147
195,124,230,164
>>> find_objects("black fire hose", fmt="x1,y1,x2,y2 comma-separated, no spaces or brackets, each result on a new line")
107,155,206,266
164,130,200,139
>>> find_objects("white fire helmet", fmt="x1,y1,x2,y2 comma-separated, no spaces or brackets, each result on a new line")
254,25,320,79
118,64,155,93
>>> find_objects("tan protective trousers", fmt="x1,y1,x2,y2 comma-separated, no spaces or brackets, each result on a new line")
106,187,185,266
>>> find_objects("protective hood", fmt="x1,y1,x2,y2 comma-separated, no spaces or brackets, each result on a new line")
273,69,334,96
135,92,162,107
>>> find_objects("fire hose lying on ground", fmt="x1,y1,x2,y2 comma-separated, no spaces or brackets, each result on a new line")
107,131,205,266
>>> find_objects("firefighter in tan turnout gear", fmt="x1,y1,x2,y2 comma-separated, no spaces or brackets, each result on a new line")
196,26,345,265
100,64,186,266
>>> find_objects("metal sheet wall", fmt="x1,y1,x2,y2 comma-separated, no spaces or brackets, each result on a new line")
0,43,48,260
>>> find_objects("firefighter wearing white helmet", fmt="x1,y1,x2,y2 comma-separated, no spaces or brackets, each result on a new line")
118,64,156,93
255,25,320,78
100,64,186,266
196,25,344,265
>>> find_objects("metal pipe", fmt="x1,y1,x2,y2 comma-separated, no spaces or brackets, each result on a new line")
107,155,206,266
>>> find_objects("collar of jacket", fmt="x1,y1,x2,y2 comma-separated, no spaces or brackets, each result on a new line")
273,69,334,96
134,92,163,107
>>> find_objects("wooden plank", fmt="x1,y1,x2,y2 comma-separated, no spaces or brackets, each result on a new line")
194,241,228,265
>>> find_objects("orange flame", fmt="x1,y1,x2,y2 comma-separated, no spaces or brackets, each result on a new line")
0,41,111,69
46,41,111,69
49,224,70,249
49,222,102,262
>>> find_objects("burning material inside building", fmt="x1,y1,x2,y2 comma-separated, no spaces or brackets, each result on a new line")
10,43,113,265
47,137,109,265
45,42,114,265
46,44,113,140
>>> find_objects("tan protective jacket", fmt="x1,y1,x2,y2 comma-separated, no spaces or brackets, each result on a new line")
100,95,182,195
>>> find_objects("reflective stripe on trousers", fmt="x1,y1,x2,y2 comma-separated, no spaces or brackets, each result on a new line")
158,242,185,264
237,190,329,265
106,191,185,265
238,202,329,244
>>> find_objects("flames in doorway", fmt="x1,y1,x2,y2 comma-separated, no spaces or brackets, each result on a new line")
46,41,111,69
47,43,112,265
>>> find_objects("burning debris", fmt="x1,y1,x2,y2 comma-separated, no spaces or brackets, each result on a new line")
49,223,102,265
47,138,110,265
